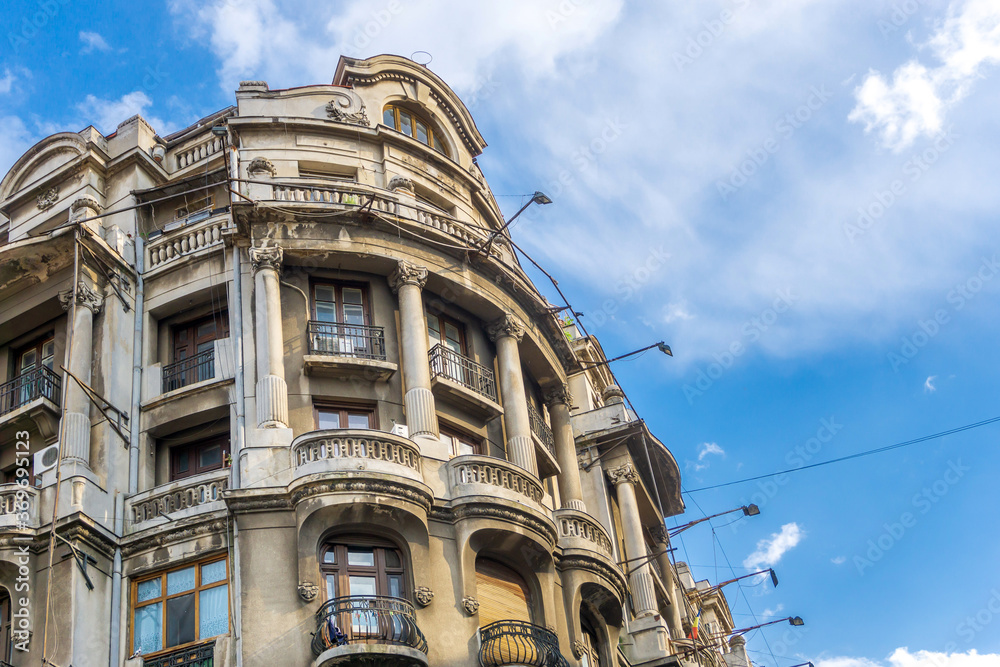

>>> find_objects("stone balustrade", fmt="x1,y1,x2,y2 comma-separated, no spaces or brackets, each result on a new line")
127,469,229,532
0,483,38,529
146,216,228,270
553,508,614,558
448,455,544,506
174,136,226,170
291,429,423,483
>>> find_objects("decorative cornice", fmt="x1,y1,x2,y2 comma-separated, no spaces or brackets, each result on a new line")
554,553,628,600
607,462,640,487
388,260,428,293
487,313,525,343
59,281,104,314
121,518,228,559
249,245,282,275
543,383,572,408
58,523,118,560
452,502,556,546
288,478,433,513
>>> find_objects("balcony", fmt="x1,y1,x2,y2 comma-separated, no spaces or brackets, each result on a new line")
311,596,428,667
479,620,569,667
0,366,61,438
527,402,560,478
142,338,234,407
292,429,423,484
141,640,214,667
303,321,397,381
428,344,502,419
0,483,39,530
126,468,229,534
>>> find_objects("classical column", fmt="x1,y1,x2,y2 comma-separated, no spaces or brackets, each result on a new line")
544,383,586,510
609,463,657,617
652,525,684,638
250,246,288,428
59,282,103,466
489,314,537,476
389,261,437,438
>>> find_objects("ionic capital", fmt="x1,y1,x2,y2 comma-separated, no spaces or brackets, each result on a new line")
487,313,525,342
607,462,640,487
59,282,103,314
249,245,283,275
389,260,428,293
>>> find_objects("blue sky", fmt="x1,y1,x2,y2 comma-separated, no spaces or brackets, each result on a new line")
3,1,1000,665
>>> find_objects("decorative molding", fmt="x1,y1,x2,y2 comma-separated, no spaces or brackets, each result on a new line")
69,196,102,216
121,518,228,558
650,525,669,545
247,157,276,178
554,553,627,600
297,582,319,602
59,281,104,314
543,383,572,408
288,477,433,513
607,462,640,486
387,176,414,194
248,245,283,275
602,384,625,405
572,641,586,659
388,260,428,293
414,586,434,607
36,188,59,210
462,596,480,615
451,503,557,546
487,314,525,342
326,99,371,126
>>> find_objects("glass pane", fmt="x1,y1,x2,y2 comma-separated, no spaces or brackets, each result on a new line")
315,285,336,303
399,112,412,137
382,108,395,127
459,441,476,457
342,288,363,305
347,413,370,429
323,549,337,564
318,411,341,430
196,321,216,338
165,593,196,648
326,574,337,600
201,560,226,586
427,317,441,343
133,602,163,654
18,350,36,372
444,323,461,346
137,578,162,603
415,120,428,144
199,585,229,639
348,575,377,596
41,340,54,366
343,304,365,326
196,341,213,354
433,135,444,153
315,302,337,323
388,575,402,599
347,549,375,567
199,443,222,469
384,549,401,568
167,567,196,595
175,451,189,473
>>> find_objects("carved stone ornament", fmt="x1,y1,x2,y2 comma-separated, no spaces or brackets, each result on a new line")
414,586,434,607
649,524,669,545
59,282,104,314
297,582,319,602
462,596,480,615
602,384,625,405
487,314,526,343
572,640,586,659
326,98,371,126
387,176,415,194
70,196,102,216
249,246,283,275
543,383,573,408
36,187,59,210
247,157,276,178
607,462,640,486
388,260,428,293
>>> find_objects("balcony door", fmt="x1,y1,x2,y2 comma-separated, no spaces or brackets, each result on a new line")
427,312,471,386
168,312,228,390
12,335,55,408
312,283,371,357
321,541,406,639
475,558,531,627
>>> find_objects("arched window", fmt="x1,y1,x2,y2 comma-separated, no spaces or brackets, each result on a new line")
579,617,603,667
321,540,406,601
475,558,532,626
382,105,449,156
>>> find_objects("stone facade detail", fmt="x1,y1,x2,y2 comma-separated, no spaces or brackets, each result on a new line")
608,462,640,486
388,260,428,292
462,596,479,615
297,582,319,602
249,245,283,274
414,587,434,607
487,313,526,342
326,98,371,126
59,282,104,314
543,383,573,407
388,176,415,193
247,157,277,177
36,187,59,210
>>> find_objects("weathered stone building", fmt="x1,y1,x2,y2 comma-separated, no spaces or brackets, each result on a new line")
0,54,743,667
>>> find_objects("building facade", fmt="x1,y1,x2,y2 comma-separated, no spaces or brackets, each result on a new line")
0,54,745,667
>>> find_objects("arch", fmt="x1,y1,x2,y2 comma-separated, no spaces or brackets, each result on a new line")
0,132,91,201
381,101,453,157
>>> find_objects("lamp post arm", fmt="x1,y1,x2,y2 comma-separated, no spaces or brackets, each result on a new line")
476,198,535,258
578,341,668,369
668,506,749,537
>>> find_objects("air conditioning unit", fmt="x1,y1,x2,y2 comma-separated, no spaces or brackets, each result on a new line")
390,423,409,438
34,444,60,475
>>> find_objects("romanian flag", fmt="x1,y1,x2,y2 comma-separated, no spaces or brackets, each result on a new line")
688,608,702,639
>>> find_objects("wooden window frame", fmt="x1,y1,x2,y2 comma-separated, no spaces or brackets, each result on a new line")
314,402,378,431
14,334,55,376
310,281,371,325
579,616,603,667
440,422,484,458
320,539,407,601
169,434,231,482
426,311,468,356
129,555,230,658
171,311,229,364
381,105,449,156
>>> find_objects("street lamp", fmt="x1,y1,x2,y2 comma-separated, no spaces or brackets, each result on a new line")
689,568,779,601
578,341,673,369
476,191,552,257
668,503,759,538
707,616,805,640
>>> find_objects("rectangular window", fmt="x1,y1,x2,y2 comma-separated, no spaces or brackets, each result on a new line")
440,425,483,458
169,435,231,482
316,404,376,431
426,312,466,355
166,311,229,391
310,283,376,358
131,556,229,657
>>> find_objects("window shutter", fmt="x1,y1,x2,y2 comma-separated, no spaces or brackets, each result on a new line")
475,559,531,626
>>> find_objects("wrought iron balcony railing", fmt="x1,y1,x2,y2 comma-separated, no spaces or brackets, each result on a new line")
0,366,61,417
307,321,387,360
162,348,215,393
142,640,214,667
479,620,569,667
429,344,497,403
527,402,555,458
311,596,428,657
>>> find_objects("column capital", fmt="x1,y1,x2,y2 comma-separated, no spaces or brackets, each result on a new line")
69,196,102,218
650,524,670,544
487,313,525,342
608,462,640,486
543,382,573,408
249,245,283,275
59,282,103,314
389,260,428,293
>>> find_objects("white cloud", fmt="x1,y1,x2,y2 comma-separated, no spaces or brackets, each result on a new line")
762,603,784,618
817,649,1000,667
698,442,726,461
76,91,175,135
743,523,804,569
0,68,14,94
79,31,112,54
831,555,846,565
849,0,1000,151
924,375,938,392
0,115,36,178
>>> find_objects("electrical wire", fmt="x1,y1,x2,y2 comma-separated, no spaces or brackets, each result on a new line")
684,414,1000,494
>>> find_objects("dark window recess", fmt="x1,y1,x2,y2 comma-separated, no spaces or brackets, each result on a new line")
170,435,230,482
164,311,228,391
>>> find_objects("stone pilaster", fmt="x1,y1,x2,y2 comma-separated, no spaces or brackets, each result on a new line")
488,314,536,477
250,246,288,428
389,261,437,438
58,282,103,466
609,462,658,617
545,383,585,510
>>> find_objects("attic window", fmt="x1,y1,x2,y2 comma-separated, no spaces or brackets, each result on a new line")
382,105,448,156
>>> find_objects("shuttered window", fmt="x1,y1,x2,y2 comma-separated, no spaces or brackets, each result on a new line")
475,559,531,626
